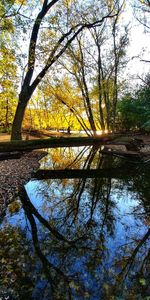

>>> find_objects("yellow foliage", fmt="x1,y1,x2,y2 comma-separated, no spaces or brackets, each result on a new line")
15,0,26,4
51,150,63,164
62,0,72,9
139,0,150,6
43,77,81,110
8,200,22,215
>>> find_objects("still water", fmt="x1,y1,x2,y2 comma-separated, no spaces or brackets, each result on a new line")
0,146,150,300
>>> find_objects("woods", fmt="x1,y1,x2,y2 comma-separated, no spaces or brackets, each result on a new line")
1,2,150,299
0,0,149,139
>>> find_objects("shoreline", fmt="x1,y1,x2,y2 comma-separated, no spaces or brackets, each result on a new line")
0,133,150,217
0,151,47,217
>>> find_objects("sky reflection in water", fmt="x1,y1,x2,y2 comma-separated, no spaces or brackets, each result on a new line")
0,146,150,300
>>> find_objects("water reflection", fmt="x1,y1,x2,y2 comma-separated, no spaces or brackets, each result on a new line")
0,146,150,299
40,145,102,170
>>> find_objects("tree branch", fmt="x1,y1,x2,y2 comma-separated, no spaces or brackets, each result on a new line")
30,12,118,93
23,0,59,86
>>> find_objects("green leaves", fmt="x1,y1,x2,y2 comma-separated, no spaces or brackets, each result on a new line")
139,278,146,286
117,78,150,132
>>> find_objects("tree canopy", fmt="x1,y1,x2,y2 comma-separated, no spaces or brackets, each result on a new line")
0,0,150,138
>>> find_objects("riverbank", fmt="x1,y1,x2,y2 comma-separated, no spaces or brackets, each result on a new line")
0,151,47,217
0,133,150,217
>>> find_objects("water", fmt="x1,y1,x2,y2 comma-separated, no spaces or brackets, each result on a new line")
0,146,150,300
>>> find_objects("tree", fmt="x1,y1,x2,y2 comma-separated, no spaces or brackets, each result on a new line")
117,74,150,131
60,36,98,136
133,0,150,34
0,0,27,31
0,0,18,132
57,1,128,134
117,93,137,131
39,77,88,132
0,43,17,131
10,0,120,140
0,0,14,32
90,20,128,131
136,74,150,131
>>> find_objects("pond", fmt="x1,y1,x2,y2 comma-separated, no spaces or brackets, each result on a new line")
0,145,150,300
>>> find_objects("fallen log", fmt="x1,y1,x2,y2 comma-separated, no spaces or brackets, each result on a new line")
0,136,148,160
0,135,118,153
32,166,139,180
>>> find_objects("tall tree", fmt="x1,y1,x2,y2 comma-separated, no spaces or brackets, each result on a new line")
10,0,119,140
62,36,98,136
57,1,128,133
91,5,128,131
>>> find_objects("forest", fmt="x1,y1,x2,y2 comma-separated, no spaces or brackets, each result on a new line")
0,1,150,300
0,0,150,140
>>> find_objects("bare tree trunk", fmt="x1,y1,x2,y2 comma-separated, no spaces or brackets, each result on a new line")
11,89,31,140
67,40,97,136
5,98,9,131
97,44,105,130
78,40,97,136
112,17,118,132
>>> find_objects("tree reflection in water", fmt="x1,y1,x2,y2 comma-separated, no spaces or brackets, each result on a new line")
0,146,150,299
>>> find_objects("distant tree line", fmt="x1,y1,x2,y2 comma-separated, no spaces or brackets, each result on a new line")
117,75,150,132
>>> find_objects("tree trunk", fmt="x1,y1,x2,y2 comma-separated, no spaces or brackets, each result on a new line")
78,39,97,136
0,135,118,152
97,44,105,131
11,90,31,140
5,98,9,131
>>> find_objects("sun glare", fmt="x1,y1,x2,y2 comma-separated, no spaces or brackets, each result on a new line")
104,129,108,134
96,130,103,135
96,129,109,135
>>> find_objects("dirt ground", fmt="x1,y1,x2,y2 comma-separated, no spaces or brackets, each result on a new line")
0,133,40,142
0,133,10,142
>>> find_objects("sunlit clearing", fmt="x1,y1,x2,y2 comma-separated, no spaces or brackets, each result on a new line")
96,130,103,135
